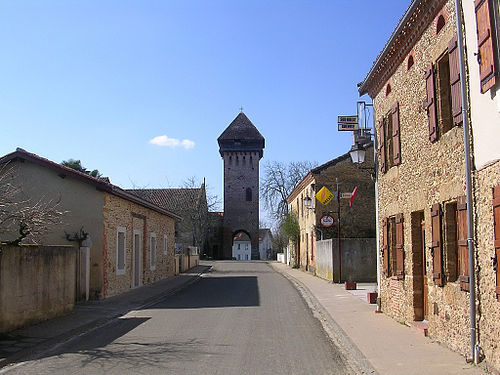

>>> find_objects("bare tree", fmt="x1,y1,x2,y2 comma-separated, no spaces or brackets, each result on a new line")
260,160,316,220
0,164,66,245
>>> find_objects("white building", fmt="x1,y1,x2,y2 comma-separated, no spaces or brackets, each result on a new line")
232,232,251,260
259,229,273,260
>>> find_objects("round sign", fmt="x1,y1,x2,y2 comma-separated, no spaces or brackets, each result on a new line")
320,215,335,228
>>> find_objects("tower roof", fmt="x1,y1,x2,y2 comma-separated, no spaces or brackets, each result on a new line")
218,112,265,157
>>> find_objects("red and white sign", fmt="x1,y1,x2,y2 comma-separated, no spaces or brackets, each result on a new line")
320,215,335,228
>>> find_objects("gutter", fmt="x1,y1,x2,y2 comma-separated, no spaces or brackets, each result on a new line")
454,0,478,364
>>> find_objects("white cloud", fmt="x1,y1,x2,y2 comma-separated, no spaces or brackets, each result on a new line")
150,135,195,149
181,139,195,149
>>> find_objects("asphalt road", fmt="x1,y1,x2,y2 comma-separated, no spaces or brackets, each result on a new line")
2,261,353,375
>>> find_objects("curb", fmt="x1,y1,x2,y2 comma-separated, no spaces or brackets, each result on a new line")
268,262,379,375
0,266,211,371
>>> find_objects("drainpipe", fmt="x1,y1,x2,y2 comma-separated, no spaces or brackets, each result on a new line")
454,0,477,364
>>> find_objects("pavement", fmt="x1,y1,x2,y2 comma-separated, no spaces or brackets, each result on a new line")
0,264,210,369
269,261,488,375
0,261,490,374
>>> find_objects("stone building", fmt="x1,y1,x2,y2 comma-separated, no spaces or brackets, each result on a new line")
0,148,180,300
128,184,209,255
218,112,265,259
358,0,500,370
286,144,376,281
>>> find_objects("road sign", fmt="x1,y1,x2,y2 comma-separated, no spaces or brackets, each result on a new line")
338,115,359,131
341,192,352,199
320,215,335,228
316,186,336,206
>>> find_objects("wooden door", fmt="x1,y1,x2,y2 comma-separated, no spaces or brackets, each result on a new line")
133,232,142,288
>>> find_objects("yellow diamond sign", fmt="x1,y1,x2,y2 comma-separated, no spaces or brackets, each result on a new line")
316,186,335,206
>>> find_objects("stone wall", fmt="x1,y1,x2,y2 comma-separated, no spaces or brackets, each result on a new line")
372,0,473,359
103,193,176,298
222,151,261,259
0,245,77,333
475,161,500,372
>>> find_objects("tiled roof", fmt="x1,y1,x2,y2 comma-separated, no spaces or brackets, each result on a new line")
218,112,264,141
0,148,181,220
127,188,203,214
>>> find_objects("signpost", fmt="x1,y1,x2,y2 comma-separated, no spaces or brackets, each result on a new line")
320,215,335,228
337,115,359,131
316,186,337,206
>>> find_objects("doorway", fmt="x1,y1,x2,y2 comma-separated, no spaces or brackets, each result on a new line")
412,211,428,321
133,230,142,288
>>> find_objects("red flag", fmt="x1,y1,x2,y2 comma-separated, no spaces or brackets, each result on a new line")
349,186,358,207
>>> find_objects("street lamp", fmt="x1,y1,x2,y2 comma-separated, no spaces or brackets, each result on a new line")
304,196,313,210
349,142,366,164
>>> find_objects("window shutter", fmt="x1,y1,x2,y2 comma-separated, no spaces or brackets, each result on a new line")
425,65,438,142
431,203,444,286
457,196,469,291
392,102,401,165
448,36,463,126
475,0,498,93
378,119,387,173
382,217,389,276
493,186,500,301
395,213,404,279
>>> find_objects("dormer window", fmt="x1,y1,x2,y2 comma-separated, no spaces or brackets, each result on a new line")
436,15,445,35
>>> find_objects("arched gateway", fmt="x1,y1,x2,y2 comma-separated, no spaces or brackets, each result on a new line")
218,112,265,260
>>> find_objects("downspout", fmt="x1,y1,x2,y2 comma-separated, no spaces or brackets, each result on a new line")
371,106,381,312
454,0,477,363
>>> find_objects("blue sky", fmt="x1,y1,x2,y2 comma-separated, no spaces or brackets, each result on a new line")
0,1,410,220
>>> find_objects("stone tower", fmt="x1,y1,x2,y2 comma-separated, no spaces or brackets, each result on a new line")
218,112,265,260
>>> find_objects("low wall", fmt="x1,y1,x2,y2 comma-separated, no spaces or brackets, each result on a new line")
0,245,77,333
176,253,200,273
315,238,376,283
277,253,285,263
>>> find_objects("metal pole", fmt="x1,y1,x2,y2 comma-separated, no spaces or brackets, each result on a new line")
454,0,477,363
337,178,342,283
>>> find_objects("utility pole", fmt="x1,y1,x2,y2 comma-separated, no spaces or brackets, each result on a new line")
336,178,341,283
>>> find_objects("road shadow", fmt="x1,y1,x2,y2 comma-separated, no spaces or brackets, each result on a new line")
153,276,260,309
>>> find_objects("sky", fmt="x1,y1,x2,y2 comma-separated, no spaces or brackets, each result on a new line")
0,0,411,223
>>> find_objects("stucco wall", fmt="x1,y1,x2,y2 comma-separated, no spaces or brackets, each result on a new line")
4,160,105,299
102,193,176,298
0,245,77,333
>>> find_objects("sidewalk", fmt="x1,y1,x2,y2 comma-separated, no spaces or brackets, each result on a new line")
0,264,211,369
270,262,486,375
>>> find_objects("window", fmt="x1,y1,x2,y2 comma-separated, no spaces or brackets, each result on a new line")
246,188,252,202
436,14,446,34
150,233,157,270
425,37,463,142
382,214,404,278
378,102,401,173
116,227,126,275
431,203,444,286
407,54,414,71
163,234,168,255
475,0,498,93
436,52,453,135
385,83,392,96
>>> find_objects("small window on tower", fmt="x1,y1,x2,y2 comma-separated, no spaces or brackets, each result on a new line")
246,188,252,201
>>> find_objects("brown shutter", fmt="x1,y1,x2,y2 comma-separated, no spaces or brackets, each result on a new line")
425,65,438,142
457,196,469,291
431,203,444,286
378,119,387,174
395,213,404,279
475,0,498,93
392,102,401,165
493,186,500,301
382,217,389,276
448,36,463,126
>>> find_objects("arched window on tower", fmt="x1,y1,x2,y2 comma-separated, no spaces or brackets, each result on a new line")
246,188,252,201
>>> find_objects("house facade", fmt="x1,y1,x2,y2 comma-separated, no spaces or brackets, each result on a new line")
259,228,273,260
0,149,180,300
232,232,251,260
286,145,376,281
359,0,500,370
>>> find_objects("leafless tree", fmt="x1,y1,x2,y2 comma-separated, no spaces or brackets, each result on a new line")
260,160,316,220
0,164,66,245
